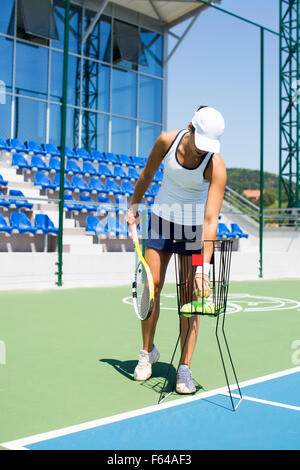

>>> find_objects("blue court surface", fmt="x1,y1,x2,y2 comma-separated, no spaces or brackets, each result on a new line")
3,367,300,451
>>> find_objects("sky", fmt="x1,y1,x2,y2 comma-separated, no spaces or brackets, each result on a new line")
166,0,279,174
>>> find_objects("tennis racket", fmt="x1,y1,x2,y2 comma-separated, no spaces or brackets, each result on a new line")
129,222,154,320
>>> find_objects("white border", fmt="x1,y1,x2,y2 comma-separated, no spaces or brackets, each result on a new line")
2,366,300,450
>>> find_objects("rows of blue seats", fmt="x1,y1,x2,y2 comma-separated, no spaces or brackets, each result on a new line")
33,172,160,198
0,189,33,210
0,190,249,239
0,137,250,241
217,222,248,239
11,155,161,197
11,153,163,179
0,210,134,239
0,137,164,171
0,212,58,235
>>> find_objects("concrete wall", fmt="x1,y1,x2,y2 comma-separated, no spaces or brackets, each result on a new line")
0,245,299,291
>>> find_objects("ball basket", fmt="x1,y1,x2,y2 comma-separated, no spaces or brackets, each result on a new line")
158,239,242,411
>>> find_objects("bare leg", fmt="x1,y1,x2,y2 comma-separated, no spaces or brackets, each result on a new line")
178,254,200,367
141,247,172,352
179,315,200,368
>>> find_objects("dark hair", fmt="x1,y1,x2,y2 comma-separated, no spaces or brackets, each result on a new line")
189,105,208,132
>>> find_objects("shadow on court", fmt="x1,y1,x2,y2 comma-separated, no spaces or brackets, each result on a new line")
99,358,204,396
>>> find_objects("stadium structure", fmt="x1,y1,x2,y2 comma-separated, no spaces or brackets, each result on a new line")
0,0,299,289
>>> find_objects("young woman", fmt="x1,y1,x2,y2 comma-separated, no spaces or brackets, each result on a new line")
125,106,226,394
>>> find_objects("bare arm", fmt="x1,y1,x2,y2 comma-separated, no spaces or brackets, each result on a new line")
195,154,226,298
202,153,227,262
126,131,177,224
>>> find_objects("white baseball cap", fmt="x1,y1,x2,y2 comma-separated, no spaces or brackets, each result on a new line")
191,106,225,153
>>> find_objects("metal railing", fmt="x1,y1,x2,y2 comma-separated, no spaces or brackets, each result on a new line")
223,186,300,228
223,186,260,221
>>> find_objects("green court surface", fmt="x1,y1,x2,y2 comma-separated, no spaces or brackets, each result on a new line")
0,279,299,448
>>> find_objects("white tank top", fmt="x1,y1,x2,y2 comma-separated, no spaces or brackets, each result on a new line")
151,129,213,226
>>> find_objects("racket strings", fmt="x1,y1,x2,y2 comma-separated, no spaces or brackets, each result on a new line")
135,262,151,320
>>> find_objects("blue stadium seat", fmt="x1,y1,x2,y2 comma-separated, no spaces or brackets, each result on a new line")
105,216,127,238
72,175,92,193
113,165,128,181
10,212,37,234
91,150,108,164
76,148,92,161
64,146,78,159
231,223,249,239
63,194,81,212
115,197,128,214
98,164,114,179
147,199,154,208
151,184,160,197
217,223,232,239
105,152,120,165
49,157,61,173
89,178,108,195
106,180,125,196
86,216,107,237
128,167,140,182
153,171,163,184
31,155,50,172
8,189,33,210
78,194,97,213
0,213,12,233
132,156,145,168
83,161,100,177
145,186,154,199
34,214,58,235
44,143,60,157
8,138,29,154
118,154,134,167
97,196,117,215
0,190,10,209
34,172,56,191
26,140,46,156
121,181,135,196
0,138,10,151
12,153,33,171
0,174,8,187
65,159,84,176
53,174,75,192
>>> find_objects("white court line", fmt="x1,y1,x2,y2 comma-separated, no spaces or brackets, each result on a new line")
2,366,300,451
228,393,300,412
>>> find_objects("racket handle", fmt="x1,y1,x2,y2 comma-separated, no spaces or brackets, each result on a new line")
129,222,139,243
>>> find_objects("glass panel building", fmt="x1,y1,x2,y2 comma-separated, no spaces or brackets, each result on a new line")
0,0,165,158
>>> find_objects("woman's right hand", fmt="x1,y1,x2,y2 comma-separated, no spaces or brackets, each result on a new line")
125,207,140,227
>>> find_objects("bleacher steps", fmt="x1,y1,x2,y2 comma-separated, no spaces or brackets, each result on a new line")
0,166,27,184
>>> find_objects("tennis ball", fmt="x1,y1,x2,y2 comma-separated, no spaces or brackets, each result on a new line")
195,288,210,299
203,302,216,315
180,302,195,318
194,301,205,313
193,300,216,315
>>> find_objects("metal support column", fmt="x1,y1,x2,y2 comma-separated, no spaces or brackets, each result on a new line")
56,0,70,287
279,0,300,210
259,27,265,279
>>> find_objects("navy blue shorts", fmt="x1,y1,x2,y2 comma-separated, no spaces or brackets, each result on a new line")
145,212,203,255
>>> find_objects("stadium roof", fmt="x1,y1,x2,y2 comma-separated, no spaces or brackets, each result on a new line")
98,0,220,28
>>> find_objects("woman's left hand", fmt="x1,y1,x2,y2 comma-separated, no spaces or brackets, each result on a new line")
194,273,211,299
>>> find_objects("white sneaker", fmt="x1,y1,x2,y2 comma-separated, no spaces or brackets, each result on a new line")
176,365,196,394
134,345,160,381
